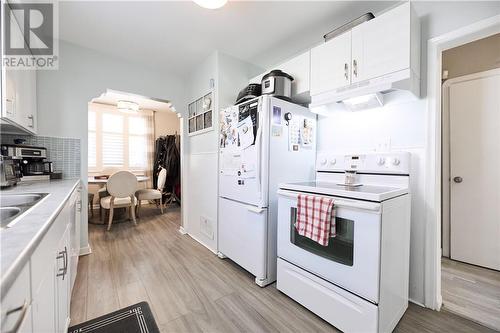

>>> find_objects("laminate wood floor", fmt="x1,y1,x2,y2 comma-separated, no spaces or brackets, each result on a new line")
441,257,500,331
71,205,496,333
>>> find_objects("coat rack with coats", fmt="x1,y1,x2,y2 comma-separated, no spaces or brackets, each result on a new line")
153,134,180,204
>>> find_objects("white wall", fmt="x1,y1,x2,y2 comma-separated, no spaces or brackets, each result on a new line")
183,51,262,252
37,40,187,250
155,110,180,137
317,95,427,304
315,2,500,305
183,52,218,251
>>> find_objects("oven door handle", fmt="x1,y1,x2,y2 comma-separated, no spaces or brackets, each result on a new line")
277,189,381,212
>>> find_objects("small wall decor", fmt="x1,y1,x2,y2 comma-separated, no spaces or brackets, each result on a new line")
188,91,213,135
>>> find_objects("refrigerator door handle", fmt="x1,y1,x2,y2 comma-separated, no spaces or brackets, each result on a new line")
247,205,265,214
255,101,263,202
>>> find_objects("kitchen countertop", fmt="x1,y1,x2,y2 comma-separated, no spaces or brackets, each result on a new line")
0,179,80,299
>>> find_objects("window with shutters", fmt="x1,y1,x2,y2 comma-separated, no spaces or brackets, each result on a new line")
88,103,152,173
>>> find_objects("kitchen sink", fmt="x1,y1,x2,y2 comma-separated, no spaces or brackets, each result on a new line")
0,193,49,229
0,194,44,207
0,207,22,228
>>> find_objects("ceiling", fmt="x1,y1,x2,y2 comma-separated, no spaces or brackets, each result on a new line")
91,89,175,113
58,1,398,76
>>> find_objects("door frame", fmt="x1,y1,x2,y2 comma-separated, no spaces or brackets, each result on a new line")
424,15,500,310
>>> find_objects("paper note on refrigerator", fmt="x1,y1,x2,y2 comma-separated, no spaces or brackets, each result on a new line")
288,118,301,152
238,116,254,150
301,118,315,148
221,152,241,175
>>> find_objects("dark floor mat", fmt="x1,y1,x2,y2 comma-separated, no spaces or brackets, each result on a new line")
68,302,159,333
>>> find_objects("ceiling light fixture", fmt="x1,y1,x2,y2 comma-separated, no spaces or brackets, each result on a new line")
194,0,227,9
117,100,140,114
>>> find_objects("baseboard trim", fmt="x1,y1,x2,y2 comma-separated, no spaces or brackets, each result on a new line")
178,226,187,235
79,244,92,256
187,233,217,255
409,298,426,308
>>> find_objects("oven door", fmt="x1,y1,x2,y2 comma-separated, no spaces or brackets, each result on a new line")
277,189,382,303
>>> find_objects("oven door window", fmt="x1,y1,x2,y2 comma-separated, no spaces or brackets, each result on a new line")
290,207,354,266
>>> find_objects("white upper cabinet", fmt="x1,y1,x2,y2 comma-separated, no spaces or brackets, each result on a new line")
310,3,419,97
351,3,415,83
310,31,352,95
1,8,37,134
278,51,311,100
7,68,37,132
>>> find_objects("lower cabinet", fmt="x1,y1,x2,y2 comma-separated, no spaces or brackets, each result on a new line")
55,226,71,332
0,263,32,333
32,264,57,333
2,184,81,333
32,224,72,333
69,188,82,290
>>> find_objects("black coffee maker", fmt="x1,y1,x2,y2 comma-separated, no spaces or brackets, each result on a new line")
1,144,53,177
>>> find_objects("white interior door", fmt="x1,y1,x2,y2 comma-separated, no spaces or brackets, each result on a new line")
449,70,500,270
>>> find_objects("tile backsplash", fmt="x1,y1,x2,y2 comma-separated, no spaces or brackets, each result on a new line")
1,134,81,179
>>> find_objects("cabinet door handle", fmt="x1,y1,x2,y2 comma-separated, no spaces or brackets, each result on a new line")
5,99,14,116
63,246,68,279
56,251,65,278
56,246,68,280
344,63,349,81
5,300,29,333
27,115,34,128
353,59,358,77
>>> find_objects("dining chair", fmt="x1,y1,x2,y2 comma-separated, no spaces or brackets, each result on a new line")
98,187,109,219
88,193,94,217
100,171,138,231
135,167,167,217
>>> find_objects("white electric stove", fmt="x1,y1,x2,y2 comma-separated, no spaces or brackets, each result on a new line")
276,152,411,333
281,181,408,202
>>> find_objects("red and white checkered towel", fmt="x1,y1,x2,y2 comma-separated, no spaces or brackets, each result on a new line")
296,194,336,246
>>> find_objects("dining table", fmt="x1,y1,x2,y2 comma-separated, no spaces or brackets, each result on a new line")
88,175,150,184
88,175,150,224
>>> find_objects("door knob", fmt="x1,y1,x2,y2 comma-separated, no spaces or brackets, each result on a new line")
453,176,463,183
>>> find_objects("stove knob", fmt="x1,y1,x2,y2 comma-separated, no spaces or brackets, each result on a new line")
329,158,337,166
392,158,401,166
377,157,386,165
319,158,327,166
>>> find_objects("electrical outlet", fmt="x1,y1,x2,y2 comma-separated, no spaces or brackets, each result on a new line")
200,216,214,240
375,137,391,152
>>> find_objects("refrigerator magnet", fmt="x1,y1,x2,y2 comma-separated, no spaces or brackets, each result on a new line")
273,106,282,125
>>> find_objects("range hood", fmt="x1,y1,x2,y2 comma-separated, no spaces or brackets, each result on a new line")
309,68,420,111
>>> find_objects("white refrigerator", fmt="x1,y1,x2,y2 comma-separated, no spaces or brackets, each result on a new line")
218,95,316,286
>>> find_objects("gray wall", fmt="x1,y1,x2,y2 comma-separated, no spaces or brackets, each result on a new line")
443,33,500,79
37,40,187,249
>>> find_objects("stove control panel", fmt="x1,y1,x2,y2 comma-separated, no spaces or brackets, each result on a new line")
316,152,410,174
